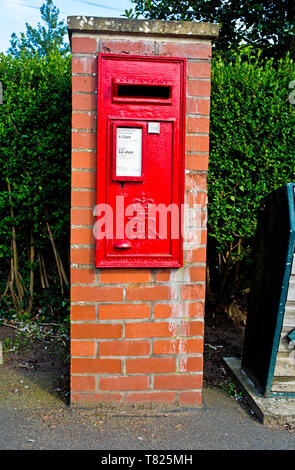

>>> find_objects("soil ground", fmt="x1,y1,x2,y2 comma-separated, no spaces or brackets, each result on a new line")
0,322,71,405
0,309,245,405
203,310,245,389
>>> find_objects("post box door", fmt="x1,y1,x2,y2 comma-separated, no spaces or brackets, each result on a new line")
96,54,186,267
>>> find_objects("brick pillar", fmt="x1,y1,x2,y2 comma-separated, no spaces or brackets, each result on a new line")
68,17,218,406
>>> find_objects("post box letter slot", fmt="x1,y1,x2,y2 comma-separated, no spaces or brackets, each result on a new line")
116,84,171,100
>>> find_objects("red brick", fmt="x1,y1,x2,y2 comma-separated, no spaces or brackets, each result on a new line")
71,208,95,225
184,230,207,249
71,228,95,245
99,269,151,284
183,231,203,249
178,391,202,405
71,304,96,321
160,303,191,319
187,61,211,79
186,135,209,152
154,303,204,319
126,357,176,374
71,285,123,302
155,270,171,282
185,190,208,207
72,93,97,111
100,39,155,55
72,75,97,93
72,131,96,150
72,56,97,74
180,320,204,337
158,42,211,59
153,339,203,355
188,266,206,282
71,37,98,53
71,152,96,170
154,303,176,319
197,99,210,115
71,247,95,265
72,322,122,340
72,112,96,130
71,358,121,374
71,190,96,208
126,392,175,404
71,340,96,357
155,267,205,285
71,376,96,391
100,376,149,391
125,322,176,339
71,171,96,189
201,209,208,228
180,356,203,372
185,154,209,171
71,392,123,403
187,116,209,134
154,374,202,390
181,284,205,300
71,267,95,284
187,79,211,97
185,173,207,191
99,340,151,357
99,304,150,320
126,285,171,301
188,302,205,318
200,229,207,245
186,97,210,115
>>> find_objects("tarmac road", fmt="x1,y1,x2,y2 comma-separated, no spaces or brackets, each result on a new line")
0,365,295,452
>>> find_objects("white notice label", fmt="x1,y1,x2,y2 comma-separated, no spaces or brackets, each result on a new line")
116,127,142,177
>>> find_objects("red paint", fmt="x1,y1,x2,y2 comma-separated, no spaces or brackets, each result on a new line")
96,54,186,267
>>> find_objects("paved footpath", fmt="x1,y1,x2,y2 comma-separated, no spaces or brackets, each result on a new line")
0,366,295,452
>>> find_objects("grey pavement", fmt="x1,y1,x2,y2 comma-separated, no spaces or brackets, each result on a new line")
0,365,295,451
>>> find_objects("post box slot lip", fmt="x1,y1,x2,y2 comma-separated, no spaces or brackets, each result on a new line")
112,79,172,104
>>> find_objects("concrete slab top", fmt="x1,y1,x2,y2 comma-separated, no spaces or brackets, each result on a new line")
223,357,295,428
67,16,219,40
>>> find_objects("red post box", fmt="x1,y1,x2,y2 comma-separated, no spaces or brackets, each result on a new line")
96,54,186,267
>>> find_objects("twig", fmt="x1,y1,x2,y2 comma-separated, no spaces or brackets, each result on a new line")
0,270,11,302
37,249,45,289
7,179,25,301
28,225,35,312
46,220,64,294
57,251,69,285
40,250,49,288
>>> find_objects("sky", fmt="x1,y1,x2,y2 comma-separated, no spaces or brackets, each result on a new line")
0,0,135,53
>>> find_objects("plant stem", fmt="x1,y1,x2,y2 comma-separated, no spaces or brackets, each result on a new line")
46,220,64,294
7,179,25,301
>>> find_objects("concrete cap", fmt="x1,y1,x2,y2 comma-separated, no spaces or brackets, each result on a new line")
67,16,219,40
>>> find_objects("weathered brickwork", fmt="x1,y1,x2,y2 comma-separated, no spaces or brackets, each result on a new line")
68,17,217,406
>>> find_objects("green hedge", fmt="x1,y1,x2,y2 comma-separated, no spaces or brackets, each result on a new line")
0,48,294,318
207,49,295,307
0,50,71,318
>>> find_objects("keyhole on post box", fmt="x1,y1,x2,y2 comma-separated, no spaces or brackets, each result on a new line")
120,182,124,188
